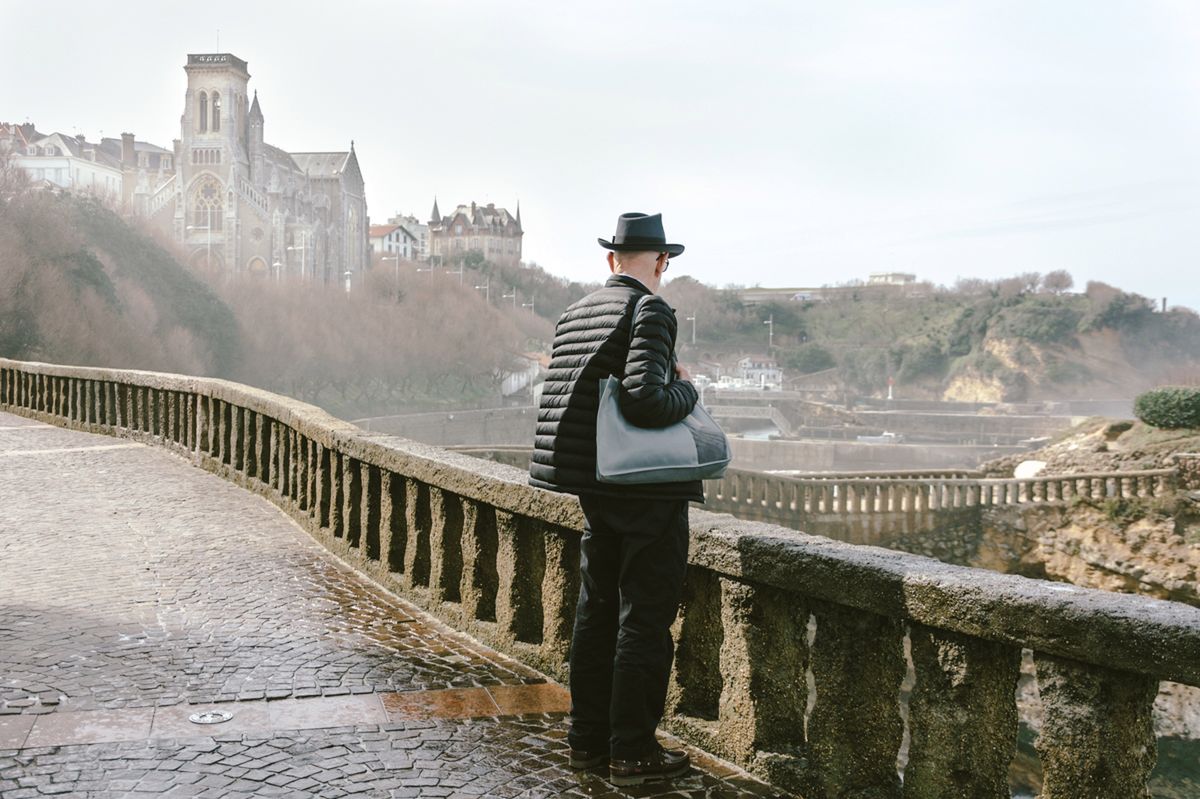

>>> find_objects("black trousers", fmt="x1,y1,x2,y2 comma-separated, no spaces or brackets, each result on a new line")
567,493,690,760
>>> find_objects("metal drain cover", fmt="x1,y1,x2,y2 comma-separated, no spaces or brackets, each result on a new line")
188,710,234,725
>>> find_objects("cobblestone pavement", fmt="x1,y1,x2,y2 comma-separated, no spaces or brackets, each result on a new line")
0,412,784,797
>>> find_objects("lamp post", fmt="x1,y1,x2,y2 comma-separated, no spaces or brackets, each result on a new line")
271,260,282,282
474,278,490,303
342,270,352,294
447,261,465,286
522,294,536,315
501,287,517,309
287,240,308,280
764,314,774,353
685,313,697,346
381,254,400,288
186,207,213,270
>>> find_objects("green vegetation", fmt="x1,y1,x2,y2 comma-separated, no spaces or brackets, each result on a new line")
0,190,239,375
1134,387,1200,429
659,271,1200,399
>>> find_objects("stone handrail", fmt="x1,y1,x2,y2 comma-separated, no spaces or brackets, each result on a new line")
3,357,1197,798
706,467,1176,517
145,174,176,216
237,178,269,216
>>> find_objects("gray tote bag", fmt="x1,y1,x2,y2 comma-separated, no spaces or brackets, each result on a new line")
595,298,731,484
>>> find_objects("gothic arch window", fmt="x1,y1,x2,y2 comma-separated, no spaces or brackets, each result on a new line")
198,92,208,132
212,92,221,132
192,176,224,231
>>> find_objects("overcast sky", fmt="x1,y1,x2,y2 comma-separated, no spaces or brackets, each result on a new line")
4,1,1199,310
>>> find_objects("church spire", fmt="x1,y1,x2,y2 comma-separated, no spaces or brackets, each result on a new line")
249,89,262,120
430,196,441,224
515,201,522,231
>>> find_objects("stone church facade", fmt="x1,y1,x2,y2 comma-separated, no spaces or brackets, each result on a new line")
154,53,368,283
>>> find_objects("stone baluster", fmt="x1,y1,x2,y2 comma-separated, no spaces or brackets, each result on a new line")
717,579,808,774
539,521,580,662
1033,653,1159,798
808,601,905,799
403,478,432,587
427,487,464,603
494,510,544,644
903,625,1021,798
669,568,722,721
342,457,362,548
458,498,498,623
360,464,381,559
305,439,318,516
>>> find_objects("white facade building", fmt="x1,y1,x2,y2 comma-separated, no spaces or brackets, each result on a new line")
369,224,417,259
11,132,123,200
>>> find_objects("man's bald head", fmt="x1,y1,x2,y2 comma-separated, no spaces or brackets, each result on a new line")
608,250,669,293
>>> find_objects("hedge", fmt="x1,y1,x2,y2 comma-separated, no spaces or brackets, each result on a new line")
1134,386,1200,429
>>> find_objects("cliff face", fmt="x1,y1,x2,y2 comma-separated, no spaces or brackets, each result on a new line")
985,503,1200,607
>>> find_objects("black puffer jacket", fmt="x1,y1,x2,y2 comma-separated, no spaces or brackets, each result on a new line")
529,274,702,502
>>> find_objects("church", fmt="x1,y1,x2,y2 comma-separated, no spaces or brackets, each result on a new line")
150,53,368,283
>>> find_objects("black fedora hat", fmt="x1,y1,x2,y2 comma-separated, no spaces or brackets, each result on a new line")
598,212,685,258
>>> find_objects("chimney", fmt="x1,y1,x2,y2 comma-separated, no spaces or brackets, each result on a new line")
75,133,86,145
121,133,136,167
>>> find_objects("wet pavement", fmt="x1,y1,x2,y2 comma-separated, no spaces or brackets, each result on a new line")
0,412,784,797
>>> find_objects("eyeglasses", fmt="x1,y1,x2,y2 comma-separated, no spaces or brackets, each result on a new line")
659,252,670,272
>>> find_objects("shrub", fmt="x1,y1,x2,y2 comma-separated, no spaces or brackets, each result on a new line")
1134,386,1200,429
781,344,835,374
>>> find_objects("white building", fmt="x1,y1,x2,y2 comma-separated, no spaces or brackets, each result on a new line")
737,355,783,388
369,224,417,259
11,132,123,201
388,213,430,261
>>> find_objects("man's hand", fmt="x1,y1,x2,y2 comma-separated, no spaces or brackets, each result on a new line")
675,363,692,382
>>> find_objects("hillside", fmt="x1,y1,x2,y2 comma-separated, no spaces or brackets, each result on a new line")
658,274,1200,402
0,190,239,375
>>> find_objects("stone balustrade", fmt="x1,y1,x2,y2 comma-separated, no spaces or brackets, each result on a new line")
3,357,1198,799
706,467,1176,520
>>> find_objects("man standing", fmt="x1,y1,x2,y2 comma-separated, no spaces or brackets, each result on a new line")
529,212,699,786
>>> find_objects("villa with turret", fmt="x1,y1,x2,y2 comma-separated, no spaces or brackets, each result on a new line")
428,198,523,267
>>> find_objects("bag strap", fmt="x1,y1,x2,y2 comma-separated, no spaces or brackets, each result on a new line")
621,293,677,381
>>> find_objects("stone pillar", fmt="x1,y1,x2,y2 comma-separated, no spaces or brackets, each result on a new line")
808,601,905,799
427,488,463,602
1034,654,1159,799
495,510,543,644
403,478,431,587
459,500,497,622
343,457,362,547
717,578,808,764
904,625,1021,798
540,524,579,662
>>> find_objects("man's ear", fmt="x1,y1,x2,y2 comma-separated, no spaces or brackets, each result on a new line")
607,252,618,274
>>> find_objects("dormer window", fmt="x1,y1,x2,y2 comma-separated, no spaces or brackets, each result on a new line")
212,92,221,132
199,92,208,132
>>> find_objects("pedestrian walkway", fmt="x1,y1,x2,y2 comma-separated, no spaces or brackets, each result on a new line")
0,411,780,797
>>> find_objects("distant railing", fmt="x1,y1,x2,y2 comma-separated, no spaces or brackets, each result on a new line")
3,356,1197,799
237,178,269,215
145,175,176,216
706,467,1175,518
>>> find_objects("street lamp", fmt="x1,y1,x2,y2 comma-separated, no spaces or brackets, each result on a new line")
381,254,400,288
287,240,308,280
447,261,465,286
474,278,490,303
271,260,282,282
501,287,517,309
522,294,536,315
186,207,213,270
342,270,352,294
764,314,774,353
685,313,697,346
